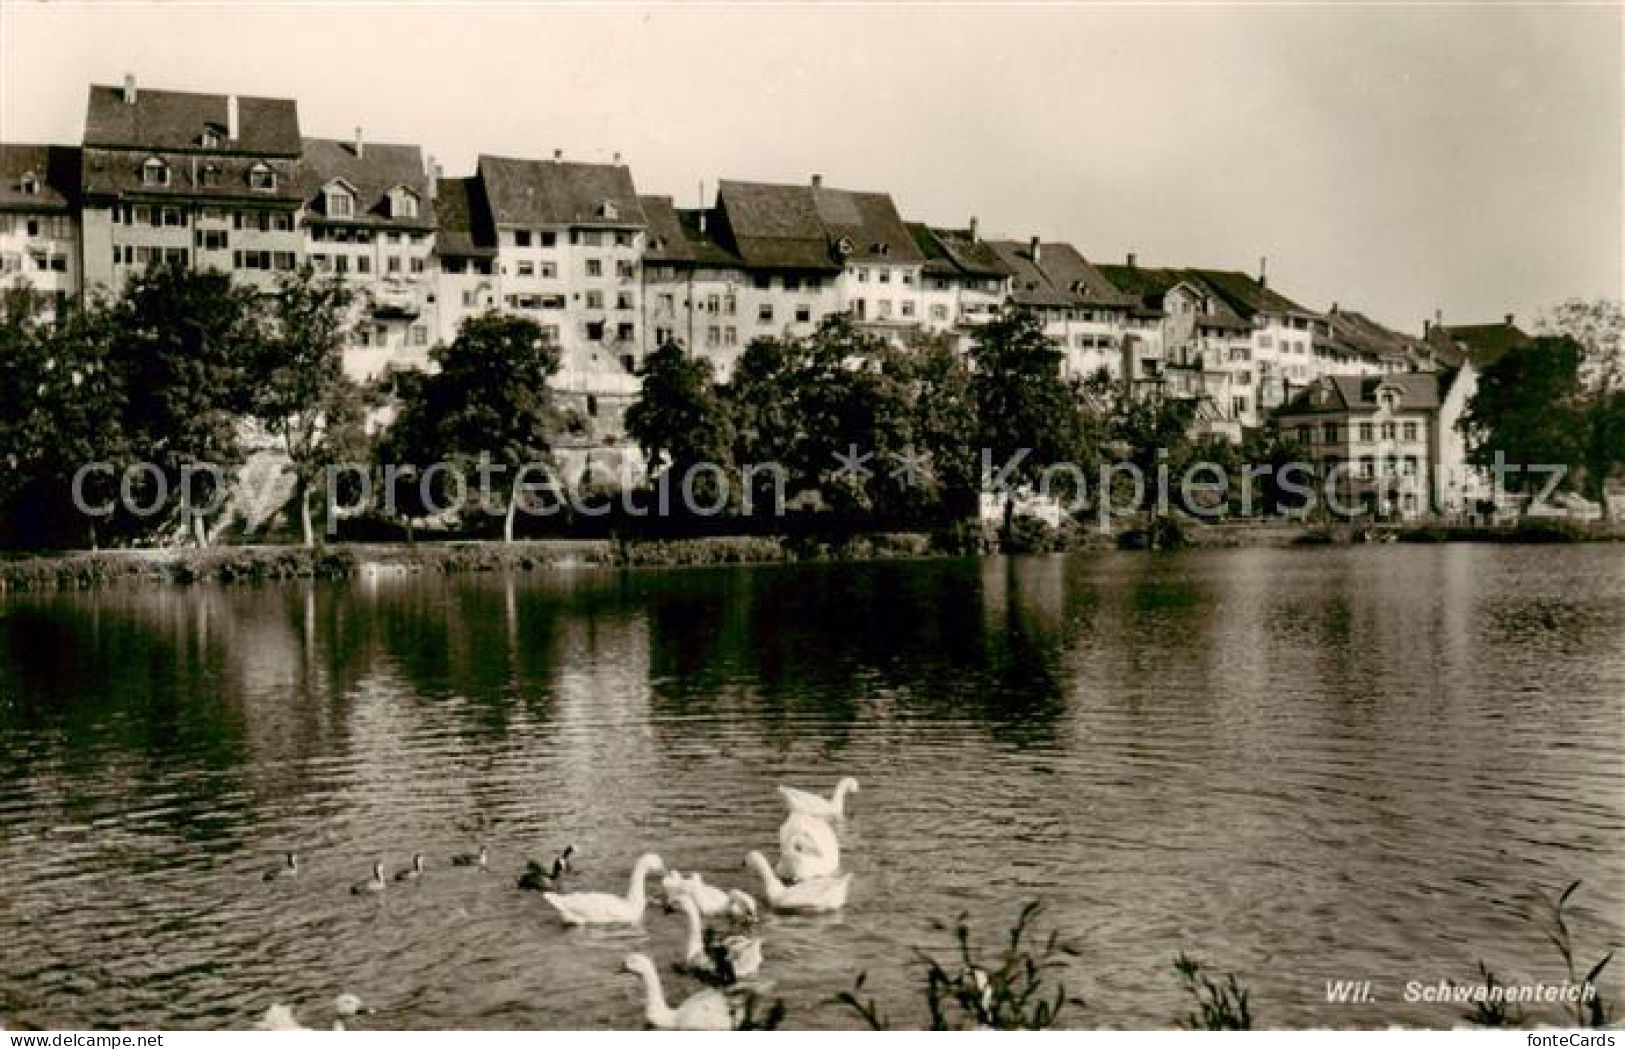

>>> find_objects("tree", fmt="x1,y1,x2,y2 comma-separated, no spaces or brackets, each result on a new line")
625,341,735,509
254,267,364,547
106,264,268,546
1536,298,1625,518
384,313,562,542
1461,337,1587,510
969,306,1100,519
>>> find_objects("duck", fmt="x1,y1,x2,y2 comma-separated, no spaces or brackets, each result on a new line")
350,861,386,895
393,853,426,882
777,776,859,820
517,846,575,892
776,812,840,883
263,851,298,881
745,851,850,914
621,953,736,1031
450,844,487,869
543,852,664,925
676,895,762,984
256,994,370,1031
661,870,758,921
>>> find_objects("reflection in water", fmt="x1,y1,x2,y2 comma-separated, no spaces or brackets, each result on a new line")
0,546,1621,1029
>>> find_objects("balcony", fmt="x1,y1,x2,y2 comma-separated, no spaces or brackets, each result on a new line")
369,282,420,318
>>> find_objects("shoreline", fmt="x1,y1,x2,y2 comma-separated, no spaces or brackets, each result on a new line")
0,519,1617,594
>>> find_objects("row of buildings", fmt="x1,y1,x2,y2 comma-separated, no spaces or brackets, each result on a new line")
2,76,1532,517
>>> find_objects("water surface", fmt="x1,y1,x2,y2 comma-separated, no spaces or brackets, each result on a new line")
1,546,1621,1029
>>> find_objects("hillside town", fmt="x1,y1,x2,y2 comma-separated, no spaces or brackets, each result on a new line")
0,76,1559,521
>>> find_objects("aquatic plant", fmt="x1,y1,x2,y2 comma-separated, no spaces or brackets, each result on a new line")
1542,879,1613,1028
832,901,1085,1030
1172,952,1252,1030
1456,961,1525,1027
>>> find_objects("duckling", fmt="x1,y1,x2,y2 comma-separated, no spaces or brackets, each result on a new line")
450,844,487,869
393,853,426,882
263,851,298,881
350,861,386,895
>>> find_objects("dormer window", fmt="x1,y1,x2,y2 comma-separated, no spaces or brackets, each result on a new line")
599,199,618,220
388,186,419,220
142,157,170,187
325,183,355,219
834,236,854,257
872,242,891,256
200,126,223,148
200,164,222,188
248,163,276,192
19,172,39,195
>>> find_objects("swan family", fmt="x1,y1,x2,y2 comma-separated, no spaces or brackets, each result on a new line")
256,775,859,1030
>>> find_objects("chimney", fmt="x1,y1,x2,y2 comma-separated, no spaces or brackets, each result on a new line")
426,156,440,200
612,151,622,165
1258,255,1268,289
1423,318,1432,337
1435,308,1443,329
1126,251,1137,269
811,173,823,189
1330,302,1339,316
226,95,239,140
122,74,137,105
1028,236,1042,265
553,148,563,162
698,210,708,235
1504,312,1515,327
968,216,979,242
353,126,364,159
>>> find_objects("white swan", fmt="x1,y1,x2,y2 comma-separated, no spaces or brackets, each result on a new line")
776,812,840,883
778,776,859,819
544,853,665,925
256,995,369,1031
677,896,762,982
662,870,758,920
622,953,735,1030
745,851,851,914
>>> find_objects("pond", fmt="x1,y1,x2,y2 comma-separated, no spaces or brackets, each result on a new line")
0,545,1621,1029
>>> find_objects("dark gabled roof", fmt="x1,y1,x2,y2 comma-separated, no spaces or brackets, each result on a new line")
0,144,79,212
908,223,1012,280
674,208,745,267
84,83,301,155
477,154,646,228
1278,372,1442,416
1440,321,1531,367
1326,308,1426,364
80,147,302,203
638,195,746,268
986,239,1132,310
1185,268,1314,321
433,175,497,257
298,137,434,230
714,180,918,272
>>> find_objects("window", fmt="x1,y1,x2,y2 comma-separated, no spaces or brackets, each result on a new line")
356,256,371,275
878,270,891,284
784,275,801,292
1323,423,1339,443
753,274,771,290
901,301,915,318
616,292,633,310
201,127,221,148
614,231,633,248
929,304,948,322
516,230,532,247
273,252,296,271
796,305,812,324
617,322,635,342
539,262,557,279
411,258,425,274
1359,422,1374,442
877,300,892,319
540,232,556,247
517,261,534,277
585,291,603,309
724,327,738,346
758,303,774,323
585,320,605,342
1358,455,1375,478
334,255,349,275
462,290,478,308
142,157,170,187
325,186,354,218
585,259,603,277
410,325,428,347
658,293,675,313
248,164,276,191
580,231,604,247
201,164,222,188
616,260,635,279
161,207,184,227
1402,456,1418,476
723,294,736,315
539,325,559,345
1297,426,1312,445
1232,396,1249,416
312,254,331,272
196,229,228,251
390,189,418,219
1258,335,1273,349
857,269,870,283
1381,422,1396,441
1402,422,1418,441
707,326,721,348
20,172,39,195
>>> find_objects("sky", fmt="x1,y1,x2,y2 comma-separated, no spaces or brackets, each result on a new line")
1,1,1619,332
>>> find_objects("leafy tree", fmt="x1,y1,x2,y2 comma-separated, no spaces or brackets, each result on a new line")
1461,337,1587,509
106,264,268,546
383,313,562,542
1537,299,1625,519
253,267,364,547
625,341,735,508
891,331,980,517
969,307,1100,520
